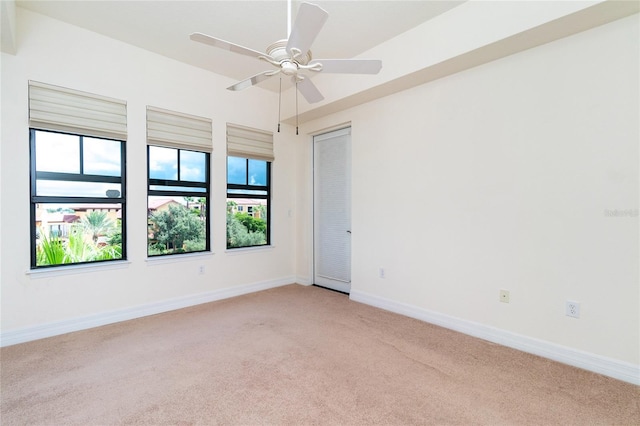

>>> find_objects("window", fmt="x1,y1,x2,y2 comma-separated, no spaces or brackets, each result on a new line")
226,157,270,248
146,106,212,256
28,81,127,269
225,123,274,249
147,146,210,255
30,130,126,268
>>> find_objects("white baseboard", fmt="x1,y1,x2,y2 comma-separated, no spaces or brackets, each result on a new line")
295,276,312,285
350,289,640,386
0,277,295,348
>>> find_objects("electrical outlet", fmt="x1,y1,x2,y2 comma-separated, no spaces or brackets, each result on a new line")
566,300,580,318
379,268,385,279
198,265,205,275
499,289,510,303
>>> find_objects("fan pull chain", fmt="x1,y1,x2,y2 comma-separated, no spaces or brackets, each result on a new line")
295,81,299,135
277,77,282,133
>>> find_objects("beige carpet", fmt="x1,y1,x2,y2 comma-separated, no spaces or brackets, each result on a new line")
1,284,638,425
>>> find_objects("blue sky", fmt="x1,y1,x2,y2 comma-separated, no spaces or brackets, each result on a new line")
35,131,122,198
149,146,206,182
36,131,121,176
36,132,267,198
227,157,266,186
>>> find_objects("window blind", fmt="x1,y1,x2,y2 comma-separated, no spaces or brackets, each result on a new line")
226,123,274,162
147,106,212,153
29,81,127,140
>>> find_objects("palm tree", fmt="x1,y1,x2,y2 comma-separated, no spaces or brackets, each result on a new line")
80,211,114,244
198,197,207,219
254,204,267,221
184,196,194,209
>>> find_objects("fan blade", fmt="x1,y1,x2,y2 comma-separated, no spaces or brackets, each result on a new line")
190,32,267,59
312,59,382,74
297,78,324,104
227,71,276,91
286,2,328,58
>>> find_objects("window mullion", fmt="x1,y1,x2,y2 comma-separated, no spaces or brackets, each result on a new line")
32,195,125,204
149,178,207,189
36,171,122,183
79,136,84,175
177,149,181,181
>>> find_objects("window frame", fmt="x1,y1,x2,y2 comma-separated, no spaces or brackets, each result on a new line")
29,128,127,269
226,156,271,249
146,145,211,257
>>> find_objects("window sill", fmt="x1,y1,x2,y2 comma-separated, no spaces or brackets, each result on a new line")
146,251,215,265
26,260,132,278
224,245,274,255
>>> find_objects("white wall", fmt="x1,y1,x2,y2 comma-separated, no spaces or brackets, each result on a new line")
299,15,639,368
0,9,298,336
2,5,638,383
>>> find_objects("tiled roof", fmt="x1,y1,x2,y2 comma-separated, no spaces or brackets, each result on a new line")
148,198,181,210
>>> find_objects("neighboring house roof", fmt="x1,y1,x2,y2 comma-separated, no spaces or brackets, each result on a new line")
40,213,80,223
148,198,182,211
63,214,80,223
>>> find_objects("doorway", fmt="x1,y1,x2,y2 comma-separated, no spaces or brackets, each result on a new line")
313,127,351,294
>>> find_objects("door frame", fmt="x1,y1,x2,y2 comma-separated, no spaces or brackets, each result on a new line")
311,124,352,294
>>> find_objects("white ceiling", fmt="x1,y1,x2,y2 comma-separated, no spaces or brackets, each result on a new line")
16,0,465,91
11,0,639,123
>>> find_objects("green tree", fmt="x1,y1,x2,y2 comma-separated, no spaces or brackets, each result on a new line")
107,220,122,246
198,197,207,219
149,204,205,253
65,227,96,262
37,231,67,266
80,211,115,243
235,212,266,234
226,212,266,248
46,207,74,213
36,225,122,266
254,204,267,221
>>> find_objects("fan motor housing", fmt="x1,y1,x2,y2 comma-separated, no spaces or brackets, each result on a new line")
266,40,312,65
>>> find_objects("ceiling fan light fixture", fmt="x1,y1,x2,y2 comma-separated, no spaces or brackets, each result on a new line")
281,61,298,76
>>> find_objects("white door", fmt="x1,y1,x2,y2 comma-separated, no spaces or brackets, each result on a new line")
313,127,351,293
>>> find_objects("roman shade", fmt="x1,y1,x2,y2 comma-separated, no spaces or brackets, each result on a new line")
147,106,212,153
226,123,274,162
29,80,127,140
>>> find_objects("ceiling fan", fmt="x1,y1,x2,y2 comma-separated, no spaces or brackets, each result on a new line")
189,1,382,105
